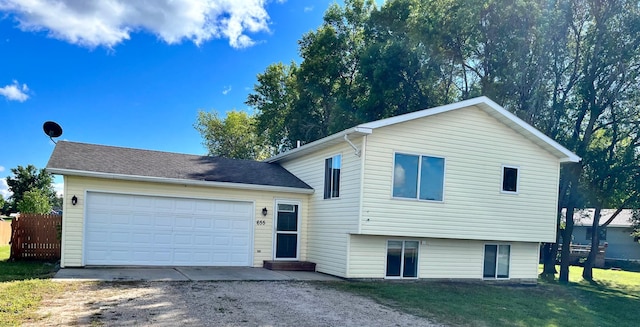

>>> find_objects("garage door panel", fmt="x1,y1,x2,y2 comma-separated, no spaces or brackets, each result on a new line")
85,192,253,266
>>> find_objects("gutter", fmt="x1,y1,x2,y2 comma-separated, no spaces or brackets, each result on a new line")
46,168,315,195
264,127,372,163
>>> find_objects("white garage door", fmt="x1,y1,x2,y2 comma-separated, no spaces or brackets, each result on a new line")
84,192,253,266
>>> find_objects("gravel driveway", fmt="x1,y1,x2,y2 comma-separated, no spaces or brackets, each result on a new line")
26,281,443,326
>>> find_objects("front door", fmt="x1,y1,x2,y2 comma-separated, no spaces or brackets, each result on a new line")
274,202,299,260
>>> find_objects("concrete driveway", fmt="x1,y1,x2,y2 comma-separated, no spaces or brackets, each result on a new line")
54,267,342,282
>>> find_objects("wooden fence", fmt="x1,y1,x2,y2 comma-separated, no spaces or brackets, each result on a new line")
0,219,11,245
10,214,62,261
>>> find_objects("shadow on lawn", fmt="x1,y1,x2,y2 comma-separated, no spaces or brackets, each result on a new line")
0,259,59,282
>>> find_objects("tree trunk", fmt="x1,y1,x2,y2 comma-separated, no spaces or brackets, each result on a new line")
582,207,602,281
542,211,563,276
559,206,576,284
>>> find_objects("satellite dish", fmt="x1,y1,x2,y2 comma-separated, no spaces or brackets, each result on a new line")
43,121,63,144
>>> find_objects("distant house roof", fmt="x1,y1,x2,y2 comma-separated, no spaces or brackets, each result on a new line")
266,96,581,164
46,141,313,194
570,209,636,228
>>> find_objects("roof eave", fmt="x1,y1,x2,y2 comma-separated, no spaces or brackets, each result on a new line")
46,168,315,195
264,127,372,163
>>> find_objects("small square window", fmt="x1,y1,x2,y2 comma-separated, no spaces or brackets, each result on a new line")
502,166,519,193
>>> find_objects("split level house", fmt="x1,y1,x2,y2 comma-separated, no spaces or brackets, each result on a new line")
46,96,580,282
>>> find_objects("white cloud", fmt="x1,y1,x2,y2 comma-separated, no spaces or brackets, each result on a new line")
53,182,64,197
222,85,232,95
0,166,4,172
393,164,405,187
0,0,277,49
0,178,11,200
0,80,29,102
304,6,313,12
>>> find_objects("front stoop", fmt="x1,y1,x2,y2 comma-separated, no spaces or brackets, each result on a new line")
263,260,316,271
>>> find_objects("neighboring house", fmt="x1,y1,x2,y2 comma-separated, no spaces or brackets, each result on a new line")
572,209,640,261
47,96,580,282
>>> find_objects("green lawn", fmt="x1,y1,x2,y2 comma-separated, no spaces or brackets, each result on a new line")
328,267,640,327
0,245,62,327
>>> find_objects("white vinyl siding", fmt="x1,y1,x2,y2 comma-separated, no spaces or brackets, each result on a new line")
360,105,560,242
60,175,307,268
348,235,539,280
279,142,363,277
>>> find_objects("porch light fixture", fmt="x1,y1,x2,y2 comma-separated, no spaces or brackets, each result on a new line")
262,207,268,216
71,195,78,206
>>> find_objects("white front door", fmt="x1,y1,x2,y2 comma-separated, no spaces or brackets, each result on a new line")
273,201,300,260
84,192,253,266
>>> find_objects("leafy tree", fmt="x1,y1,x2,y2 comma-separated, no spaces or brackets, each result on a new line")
5,165,55,213
194,110,271,160
51,194,63,211
246,62,298,153
17,189,52,214
0,197,5,215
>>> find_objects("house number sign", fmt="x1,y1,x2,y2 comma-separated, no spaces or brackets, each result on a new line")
256,220,266,226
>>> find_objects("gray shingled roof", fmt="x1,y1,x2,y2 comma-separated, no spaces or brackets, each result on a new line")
46,141,312,190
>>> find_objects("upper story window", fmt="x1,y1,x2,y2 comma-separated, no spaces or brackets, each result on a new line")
324,154,341,199
393,153,445,202
501,165,519,193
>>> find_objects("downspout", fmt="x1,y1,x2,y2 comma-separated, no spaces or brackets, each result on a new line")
343,134,361,157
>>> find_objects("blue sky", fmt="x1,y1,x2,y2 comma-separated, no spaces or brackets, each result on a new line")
0,0,373,199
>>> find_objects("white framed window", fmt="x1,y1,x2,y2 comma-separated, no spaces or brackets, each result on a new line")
501,165,519,194
385,240,419,278
393,153,445,202
483,244,510,279
324,154,341,199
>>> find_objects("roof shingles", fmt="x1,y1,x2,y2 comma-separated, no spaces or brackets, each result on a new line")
46,141,312,190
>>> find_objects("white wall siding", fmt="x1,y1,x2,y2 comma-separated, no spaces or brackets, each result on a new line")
360,105,560,242
280,141,363,277
348,235,540,280
60,176,307,268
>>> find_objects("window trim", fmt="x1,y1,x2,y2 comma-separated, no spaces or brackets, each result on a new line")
384,239,420,279
500,165,520,194
391,151,446,203
323,153,342,200
482,243,511,280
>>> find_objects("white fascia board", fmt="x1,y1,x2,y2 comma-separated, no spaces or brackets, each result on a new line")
46,168,315,195
264,127,372,163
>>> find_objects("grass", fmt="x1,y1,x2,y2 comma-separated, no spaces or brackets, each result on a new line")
329,267,640,327
0,245,63,327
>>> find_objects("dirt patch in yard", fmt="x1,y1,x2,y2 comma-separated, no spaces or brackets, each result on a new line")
24,281,443,326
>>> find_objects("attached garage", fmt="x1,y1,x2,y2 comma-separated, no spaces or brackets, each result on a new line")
84,192,253,266
46,141,313,268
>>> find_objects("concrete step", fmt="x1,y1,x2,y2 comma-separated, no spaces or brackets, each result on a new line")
263,260,316,271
